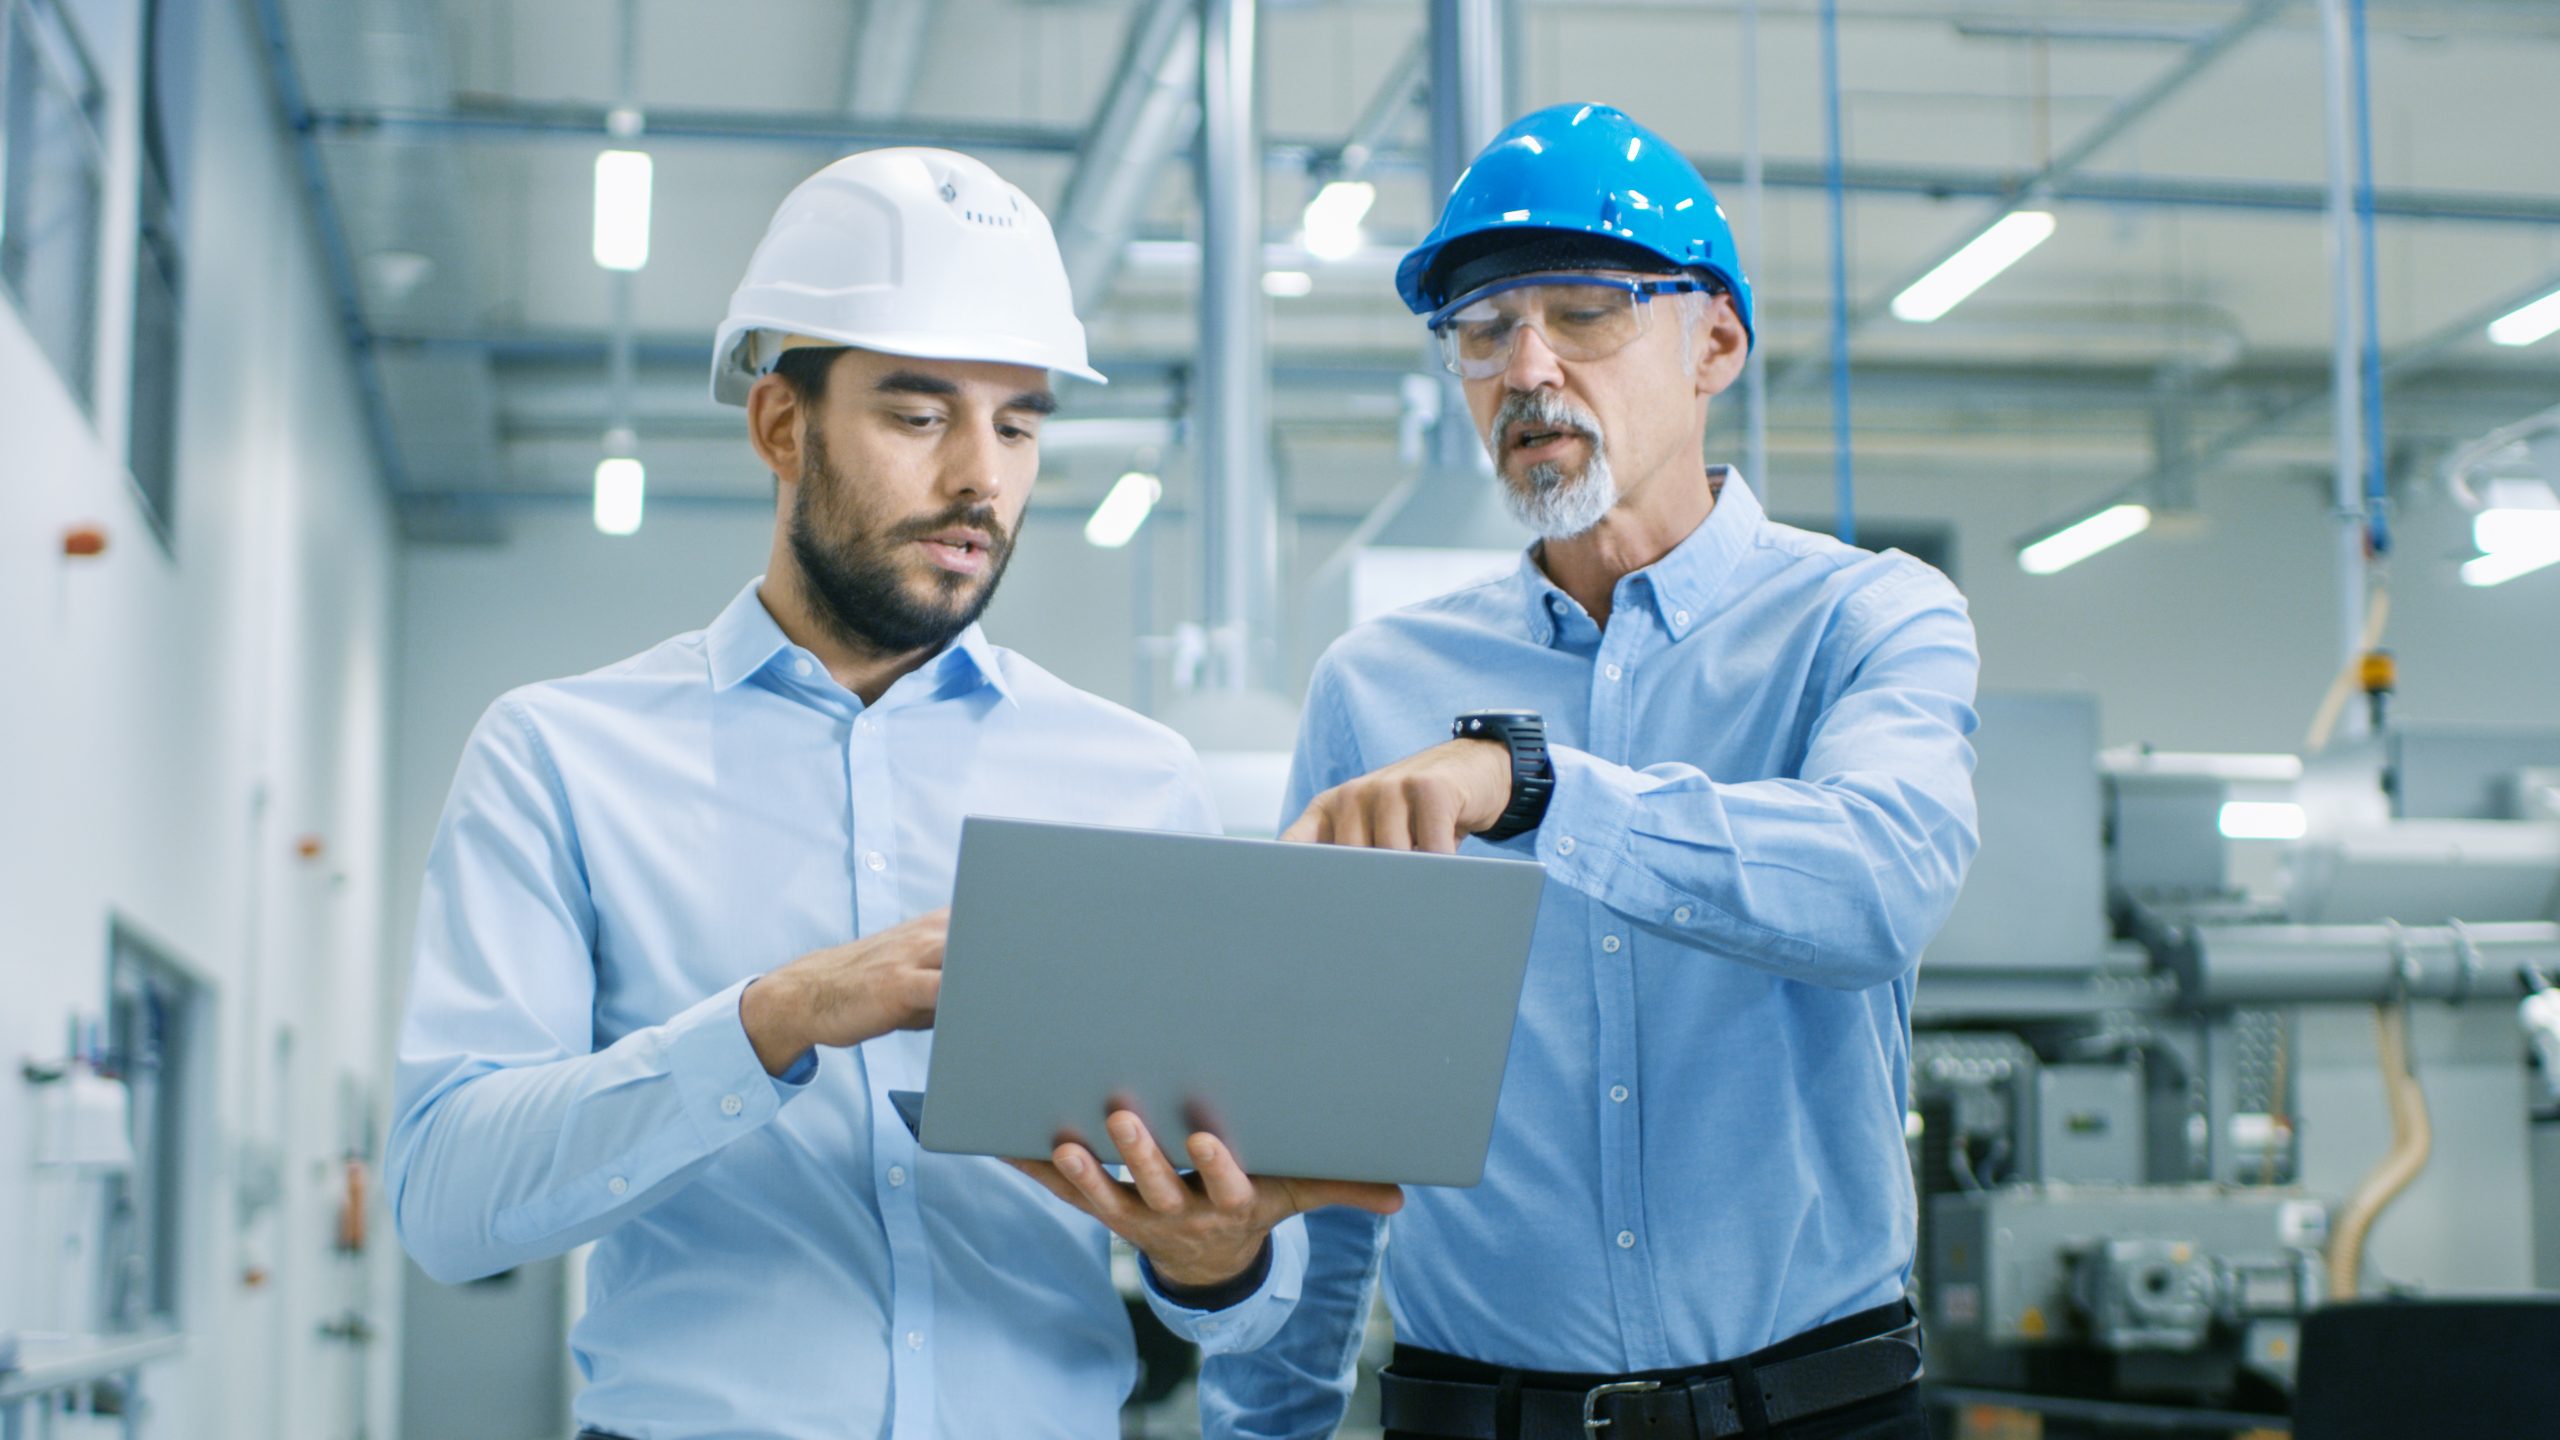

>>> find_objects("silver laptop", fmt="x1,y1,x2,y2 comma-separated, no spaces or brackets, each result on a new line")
912,817,1546,1187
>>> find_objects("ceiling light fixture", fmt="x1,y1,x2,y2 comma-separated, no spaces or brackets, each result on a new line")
1301,180,1376,263
1892,210,2057,323
1084,471,1163,549
2018,502,2152,575
2487,287,2560,347
594,427,644,536
593,150,654,272
1262,270,1314,298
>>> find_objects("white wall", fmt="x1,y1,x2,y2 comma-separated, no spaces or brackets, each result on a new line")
0,1,399,1437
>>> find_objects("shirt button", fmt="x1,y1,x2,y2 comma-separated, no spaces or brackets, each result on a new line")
1611,1085,1630,1103
719,1094,743,1117
793,657,813,677
1603,663,1623,682
1673,906,1693,924
906,1330,924,1351
1556,836,1577,856
1674,610,1691,628
855,715,873,733
607,1176,629,1196
1617,1230,1636,1250
865,851,887,872
888,1166,907,1188
1602,935,1622,954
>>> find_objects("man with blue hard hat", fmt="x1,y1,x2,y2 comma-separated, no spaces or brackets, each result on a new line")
1206,103,1981,1439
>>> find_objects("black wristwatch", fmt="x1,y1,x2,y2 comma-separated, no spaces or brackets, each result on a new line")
1452,710,1555,841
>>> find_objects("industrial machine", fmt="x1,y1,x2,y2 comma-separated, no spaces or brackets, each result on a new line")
1912,694,2560,1435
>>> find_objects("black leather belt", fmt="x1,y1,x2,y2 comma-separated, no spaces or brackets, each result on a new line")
1378,1317,1924,1439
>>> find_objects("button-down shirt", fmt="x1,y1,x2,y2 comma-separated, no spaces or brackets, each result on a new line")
390,581,1306,1440
1201,473,1979,1437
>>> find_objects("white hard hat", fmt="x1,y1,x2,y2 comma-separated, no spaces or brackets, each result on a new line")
711,147,1104,405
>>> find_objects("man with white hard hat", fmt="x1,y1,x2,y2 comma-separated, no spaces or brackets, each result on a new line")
1204,103,1980,1440
390,148,1396,1439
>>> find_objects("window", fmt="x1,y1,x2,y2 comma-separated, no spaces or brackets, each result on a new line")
0,0,109,411
127,0,199,539
99,922,205,1331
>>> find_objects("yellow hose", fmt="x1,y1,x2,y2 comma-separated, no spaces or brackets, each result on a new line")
2324,1002,2431,1301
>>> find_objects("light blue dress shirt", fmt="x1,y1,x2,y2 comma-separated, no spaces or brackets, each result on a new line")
391,581,1307,1440
1202,473,1980,1437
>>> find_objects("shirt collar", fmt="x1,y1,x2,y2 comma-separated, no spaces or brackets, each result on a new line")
704,578,1015,706
1518,467,1763,645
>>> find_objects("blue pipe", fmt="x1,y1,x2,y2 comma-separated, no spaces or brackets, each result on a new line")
2349,0,2389,556
1820,0,1855,544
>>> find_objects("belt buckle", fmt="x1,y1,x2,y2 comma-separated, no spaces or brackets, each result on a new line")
1581,1379,1662,1437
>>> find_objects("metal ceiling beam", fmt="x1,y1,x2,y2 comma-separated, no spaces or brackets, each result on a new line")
2071,259,2560,517
249,0,407,490
1313,32,1428,182
1054,0,1199,310
842,0,935,119
1777,0,2287,393
302,104,2560,225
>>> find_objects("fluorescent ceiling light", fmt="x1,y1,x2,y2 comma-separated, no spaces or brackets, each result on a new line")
2018,502,2151,575
594,456,646,536
2218,801,2307,841
2487,287,2560,347
1262,269,1314,298
1891,210,2057,323
2474,506,2560,555
593,150,654,271
1084,470,1162,549
1301,180,1376,262
2461,547,2560,587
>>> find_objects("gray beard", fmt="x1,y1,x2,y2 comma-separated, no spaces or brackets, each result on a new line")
1503,449,1618,539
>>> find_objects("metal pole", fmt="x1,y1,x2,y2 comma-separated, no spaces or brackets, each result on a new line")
1196,0,1275,692
2317,0,2369,683
1425,0,1509,481
1741,0,1769,500
1819,0,1854,544
2350,0,2390,559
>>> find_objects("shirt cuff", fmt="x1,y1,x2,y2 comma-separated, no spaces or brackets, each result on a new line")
1140,1213,1308,1355
665,979,808,1152
1531,744,1641,891
1141,1236,1271,1312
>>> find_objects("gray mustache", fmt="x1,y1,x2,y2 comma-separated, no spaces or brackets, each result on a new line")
1487,391,1605,453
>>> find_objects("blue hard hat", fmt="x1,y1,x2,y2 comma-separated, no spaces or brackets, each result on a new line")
1396,102,1754,347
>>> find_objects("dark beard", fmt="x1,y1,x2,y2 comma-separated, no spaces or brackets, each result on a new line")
786,427,1016,658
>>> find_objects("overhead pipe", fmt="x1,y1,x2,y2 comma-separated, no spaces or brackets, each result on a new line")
1195,0,1278,693
2350,0,2390,559
1740,0,1770,500
1054,0,1199,309
2318,0,2372,686
1818,0,1855,543
1425,0,1510,482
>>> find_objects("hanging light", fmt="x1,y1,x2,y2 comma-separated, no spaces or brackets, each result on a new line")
1892,211,2057,323
1084,471,1162,549
2017,502,2151,575
594,427,644,536
593,150,654,271
1301,180,1376,262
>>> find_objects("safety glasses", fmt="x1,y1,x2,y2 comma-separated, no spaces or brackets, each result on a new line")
1426,273,1709,379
